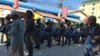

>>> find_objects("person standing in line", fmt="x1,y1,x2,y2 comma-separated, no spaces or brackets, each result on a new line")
4,14,13,50
64,19,71,45
8,11,25,56
25,10,35,56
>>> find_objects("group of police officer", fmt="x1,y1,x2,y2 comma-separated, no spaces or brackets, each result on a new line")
23,10,84,56
0,10,100,56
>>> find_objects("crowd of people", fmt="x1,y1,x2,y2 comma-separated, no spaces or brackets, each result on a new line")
0,10,100,56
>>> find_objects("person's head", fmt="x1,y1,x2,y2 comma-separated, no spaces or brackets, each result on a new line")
26,10,34,19
65,19,71,27
10,10,19,20
60,22,65,27
5,14,11,22
0,18,4,24
80,23,83,27
33,19,35,22
88,16,96,26
37,18,41,24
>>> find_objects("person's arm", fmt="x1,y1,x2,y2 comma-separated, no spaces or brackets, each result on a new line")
8,21,18,36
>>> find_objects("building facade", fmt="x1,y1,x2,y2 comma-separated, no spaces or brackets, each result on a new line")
69,10,88,22
79,0,100,24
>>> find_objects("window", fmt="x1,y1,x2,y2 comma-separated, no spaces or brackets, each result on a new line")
92,12,94,14
93,3,95,6
98,16,100,19
92,8,95,10
82,9,84,11
83,5,85,7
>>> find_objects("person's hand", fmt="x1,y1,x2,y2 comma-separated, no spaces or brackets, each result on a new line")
94,36,100,40
91,39,96,44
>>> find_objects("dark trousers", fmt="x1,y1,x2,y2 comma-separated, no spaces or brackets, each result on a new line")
25,33,33,56
73,37,79,43
65,37,71,45
34,37,41,49
47,37,52,47
5,34,11,50
57,36,65,46
57,36,61,45
1,33,4,43
62,36,65,46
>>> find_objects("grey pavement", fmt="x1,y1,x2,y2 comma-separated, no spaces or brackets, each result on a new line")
34,44,84,56
0,43,100,56
0,43,84,56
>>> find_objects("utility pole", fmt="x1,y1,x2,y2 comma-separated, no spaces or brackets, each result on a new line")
58,0,63,18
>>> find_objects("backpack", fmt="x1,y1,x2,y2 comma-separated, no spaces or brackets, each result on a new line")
0,24,6,34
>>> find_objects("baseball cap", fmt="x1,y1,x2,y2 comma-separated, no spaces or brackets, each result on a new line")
88,16,96,24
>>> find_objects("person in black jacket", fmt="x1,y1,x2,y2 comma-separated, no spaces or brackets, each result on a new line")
0,18,6,43
25,10,35,56
45,21,54,47
64,19,72,45
55,21,66,47
84,16,100,56
4,14,12,50
34,18,45,49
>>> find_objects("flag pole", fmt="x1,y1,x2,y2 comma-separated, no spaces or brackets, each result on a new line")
58,0,63,18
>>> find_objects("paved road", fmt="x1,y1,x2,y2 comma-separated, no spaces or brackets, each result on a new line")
0,43,100,56
33,44,84,56
0,43,84,56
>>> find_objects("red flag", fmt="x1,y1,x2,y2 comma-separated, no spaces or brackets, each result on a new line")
13,0,19,9
83,18,88,23
62,7,68,18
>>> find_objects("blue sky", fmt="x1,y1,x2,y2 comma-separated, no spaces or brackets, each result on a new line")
65,0,86,9
28,0,86,9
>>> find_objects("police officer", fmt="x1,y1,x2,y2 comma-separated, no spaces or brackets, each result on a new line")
59,22,67,46
65,19,71,45
45,20,54,47
34,18,45,49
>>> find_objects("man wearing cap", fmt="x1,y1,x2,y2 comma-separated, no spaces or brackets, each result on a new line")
84,16,100,55
8,10,25,56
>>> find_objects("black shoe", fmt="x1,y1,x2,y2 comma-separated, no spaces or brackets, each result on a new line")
37,47,40,50
65,42,67,45
34,46,38,48
93,52,98,55
46,45,51,48
56,43,60,45
34,46,40,50
61,44,64,47
68,43,70,45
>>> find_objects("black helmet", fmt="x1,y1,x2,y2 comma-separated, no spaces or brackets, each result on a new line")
37,18,41,23
26,10,33,18
88,16,96,24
